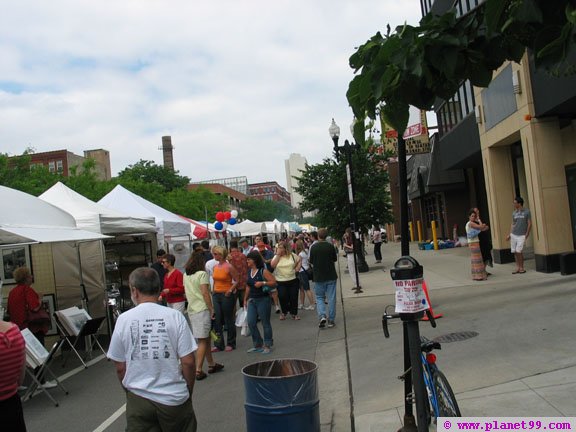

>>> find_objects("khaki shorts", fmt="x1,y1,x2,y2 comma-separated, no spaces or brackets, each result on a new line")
188,309,211,339
510,233,526,253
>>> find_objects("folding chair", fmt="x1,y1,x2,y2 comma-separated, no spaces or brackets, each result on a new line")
54,314,107,368
22,338,69,407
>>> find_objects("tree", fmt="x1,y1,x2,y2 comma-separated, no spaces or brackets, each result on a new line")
294,147,393,237
0,151,61,196
117,160,190,192
240,198,295,223
347,0,576,134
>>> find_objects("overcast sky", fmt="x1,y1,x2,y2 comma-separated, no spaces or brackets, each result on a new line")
0,0,424,188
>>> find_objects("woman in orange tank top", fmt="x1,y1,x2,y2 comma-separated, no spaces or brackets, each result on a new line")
210,246,239,352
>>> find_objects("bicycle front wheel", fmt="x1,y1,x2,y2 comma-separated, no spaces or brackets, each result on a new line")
433,370,461,417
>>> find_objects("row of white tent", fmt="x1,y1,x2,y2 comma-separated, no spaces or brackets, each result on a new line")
1,182,311,248
0,183,313,320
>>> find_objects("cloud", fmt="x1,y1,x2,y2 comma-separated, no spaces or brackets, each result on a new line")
0,0,423,187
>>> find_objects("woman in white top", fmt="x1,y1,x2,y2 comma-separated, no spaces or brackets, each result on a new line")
372,224,383,263
295,240,316,310
270,241,301,320
465,209,489,281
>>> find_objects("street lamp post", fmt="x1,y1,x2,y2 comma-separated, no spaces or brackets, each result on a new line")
329,119,370,293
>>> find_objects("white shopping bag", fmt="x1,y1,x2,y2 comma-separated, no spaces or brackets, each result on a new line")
235,307,247,327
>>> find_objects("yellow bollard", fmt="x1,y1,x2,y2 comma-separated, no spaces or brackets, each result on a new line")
431,220,439,250
409,221,414,242
417,220,423,243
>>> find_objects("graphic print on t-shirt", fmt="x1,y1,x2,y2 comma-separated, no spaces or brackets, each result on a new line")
130,318,174,361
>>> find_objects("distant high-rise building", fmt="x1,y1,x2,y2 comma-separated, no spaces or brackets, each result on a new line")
284,153,307,208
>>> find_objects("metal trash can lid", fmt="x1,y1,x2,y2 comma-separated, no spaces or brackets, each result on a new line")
242,359,318,379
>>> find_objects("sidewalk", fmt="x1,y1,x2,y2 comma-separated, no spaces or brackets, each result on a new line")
317,241,576,431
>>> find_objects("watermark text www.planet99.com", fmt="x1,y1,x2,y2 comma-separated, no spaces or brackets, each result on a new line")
438,418,575,431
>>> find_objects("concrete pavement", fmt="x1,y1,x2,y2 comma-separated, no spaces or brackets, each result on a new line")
320,241,576,431
20,241,576,431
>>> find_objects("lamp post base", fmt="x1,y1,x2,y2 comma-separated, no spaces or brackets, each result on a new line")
356,250,370,273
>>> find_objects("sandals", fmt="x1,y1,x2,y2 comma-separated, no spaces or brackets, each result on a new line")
208,363,224,374
279,313,286,320
512,270,526,274
196,370,207,381
292,315,301,320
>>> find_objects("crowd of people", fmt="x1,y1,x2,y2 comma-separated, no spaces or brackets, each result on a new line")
147,231,341,374
104,229,341,430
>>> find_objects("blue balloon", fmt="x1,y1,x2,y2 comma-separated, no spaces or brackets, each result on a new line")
228,217,237,225
214,221,223,230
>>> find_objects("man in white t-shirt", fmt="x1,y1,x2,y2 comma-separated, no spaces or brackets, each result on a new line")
107,267,198,432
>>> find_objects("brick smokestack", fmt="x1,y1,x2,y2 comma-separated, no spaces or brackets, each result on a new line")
161,136,174,171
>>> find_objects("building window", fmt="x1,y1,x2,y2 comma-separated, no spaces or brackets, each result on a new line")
56,160,64,173
48,161,56,173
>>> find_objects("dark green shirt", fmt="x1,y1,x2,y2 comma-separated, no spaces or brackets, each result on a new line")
309,241,338,282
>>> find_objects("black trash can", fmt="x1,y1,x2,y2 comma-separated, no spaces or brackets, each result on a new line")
242,358,319,432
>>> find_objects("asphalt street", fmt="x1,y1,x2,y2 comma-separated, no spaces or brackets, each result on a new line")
20,241,576,431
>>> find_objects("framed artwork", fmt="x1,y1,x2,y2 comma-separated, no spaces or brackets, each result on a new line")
41,294,58,336
1,245,31,284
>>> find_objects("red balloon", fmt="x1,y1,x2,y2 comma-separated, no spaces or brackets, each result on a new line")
215,212,225,222
224,211,232,220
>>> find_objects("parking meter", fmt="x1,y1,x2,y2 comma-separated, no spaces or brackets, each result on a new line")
390,256,427,319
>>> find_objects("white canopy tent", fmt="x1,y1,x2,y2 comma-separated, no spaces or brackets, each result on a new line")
0,185,110,316
39,182,157,235
98,185,191,248
234,220,267,237
0,185,110,245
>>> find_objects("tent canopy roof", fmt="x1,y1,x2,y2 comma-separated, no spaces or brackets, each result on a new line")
40,182,157,235
0,186,110,244
98,185,190,238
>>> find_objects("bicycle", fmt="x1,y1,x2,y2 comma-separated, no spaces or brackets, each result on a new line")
382,306,461,425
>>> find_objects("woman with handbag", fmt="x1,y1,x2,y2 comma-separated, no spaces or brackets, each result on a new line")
295,240,315,310
7,267,49,346
183,250,224,381
244,251,277,354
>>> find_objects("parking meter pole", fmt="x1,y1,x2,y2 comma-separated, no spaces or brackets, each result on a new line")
392,255,428,432
400,322,417,432
406,315,429,432
398,135,410,257
396,135,418,431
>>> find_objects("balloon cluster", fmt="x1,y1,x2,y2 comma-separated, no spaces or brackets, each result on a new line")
214,210,238,231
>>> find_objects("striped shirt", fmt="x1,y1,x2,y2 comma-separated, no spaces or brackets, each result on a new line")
0,324,26,401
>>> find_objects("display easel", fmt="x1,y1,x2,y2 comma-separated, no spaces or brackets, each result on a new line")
54,313,106,368
21,332,68,407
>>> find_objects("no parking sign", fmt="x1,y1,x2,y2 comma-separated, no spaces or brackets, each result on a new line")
394,277,428,314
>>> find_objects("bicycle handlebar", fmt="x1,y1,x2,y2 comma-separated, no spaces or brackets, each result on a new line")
382,308,436,339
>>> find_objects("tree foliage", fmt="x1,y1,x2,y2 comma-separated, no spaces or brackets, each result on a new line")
117,160,190,192
347,0,576,133
240,198,295,223
0,152,226,221
0,152,61,196
294,147,393,237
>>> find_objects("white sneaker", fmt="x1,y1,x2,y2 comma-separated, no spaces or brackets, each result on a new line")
305,305,315,310
42,380,58,389
298,304,304,309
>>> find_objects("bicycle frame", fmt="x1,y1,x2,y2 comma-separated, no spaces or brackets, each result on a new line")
421,352,441,419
